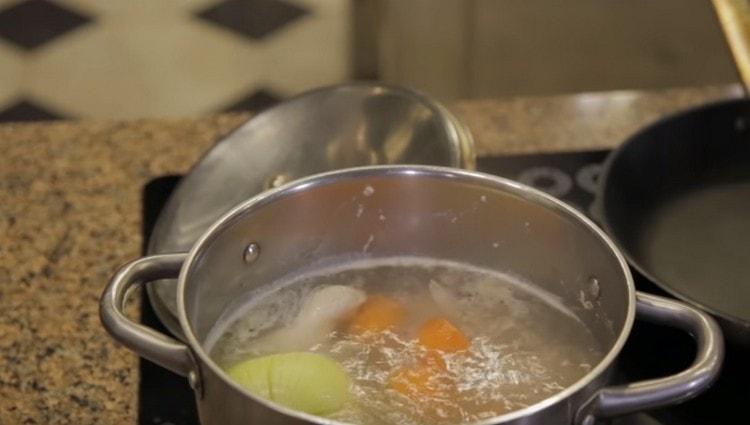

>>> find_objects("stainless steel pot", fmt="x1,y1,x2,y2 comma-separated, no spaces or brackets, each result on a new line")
101,166,724,425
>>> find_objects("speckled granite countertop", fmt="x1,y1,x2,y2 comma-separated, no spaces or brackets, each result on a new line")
0,85,741,424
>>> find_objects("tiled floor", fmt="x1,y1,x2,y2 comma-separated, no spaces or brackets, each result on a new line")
0,0,351,121
0,0,738,122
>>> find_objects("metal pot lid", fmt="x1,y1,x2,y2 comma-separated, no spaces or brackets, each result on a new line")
146,82,476,338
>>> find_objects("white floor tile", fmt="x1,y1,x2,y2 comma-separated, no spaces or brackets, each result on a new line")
26,21,265,119
0,40,22,106
260,0,351,94
57,0,217,18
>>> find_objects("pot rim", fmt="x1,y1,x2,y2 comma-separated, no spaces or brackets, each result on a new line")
176,165,636,424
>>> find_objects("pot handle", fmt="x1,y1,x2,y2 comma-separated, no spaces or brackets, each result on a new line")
575,292,724,425
100,253,196,378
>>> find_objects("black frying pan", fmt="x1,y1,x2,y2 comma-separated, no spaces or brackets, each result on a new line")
595,98,750,347
595,0,750,347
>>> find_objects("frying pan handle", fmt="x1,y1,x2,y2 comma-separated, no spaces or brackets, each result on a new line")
100,253,197,379
574,292,724,425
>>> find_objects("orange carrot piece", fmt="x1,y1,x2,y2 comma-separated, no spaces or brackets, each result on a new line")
417,318,470,352
389,365,437,397
390,352,451,399
348,295,405,334
420,350,447,370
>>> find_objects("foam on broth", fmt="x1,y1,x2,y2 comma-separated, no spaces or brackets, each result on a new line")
207,257,603,424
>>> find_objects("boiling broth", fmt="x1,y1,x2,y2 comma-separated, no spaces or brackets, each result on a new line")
208,257,603,424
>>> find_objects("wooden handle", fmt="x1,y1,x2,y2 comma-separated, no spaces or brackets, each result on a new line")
713,0,750,92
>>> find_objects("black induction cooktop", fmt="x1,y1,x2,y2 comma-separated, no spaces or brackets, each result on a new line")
139,150,748,425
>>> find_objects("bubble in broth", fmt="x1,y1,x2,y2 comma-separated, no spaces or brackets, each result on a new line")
208,257,604,425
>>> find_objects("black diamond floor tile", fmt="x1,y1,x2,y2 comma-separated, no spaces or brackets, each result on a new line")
0,0,92,50
0,99,66,122
223,88,281,112
195,0,309,40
